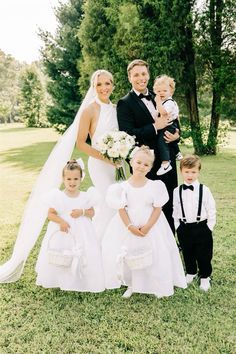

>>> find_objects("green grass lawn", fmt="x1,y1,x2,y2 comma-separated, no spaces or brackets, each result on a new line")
0,124,235,354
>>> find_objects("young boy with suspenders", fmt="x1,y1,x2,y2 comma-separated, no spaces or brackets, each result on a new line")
173,155,216,291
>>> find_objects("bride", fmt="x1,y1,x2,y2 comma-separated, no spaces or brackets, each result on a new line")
77,70,118,240
0,69,118,283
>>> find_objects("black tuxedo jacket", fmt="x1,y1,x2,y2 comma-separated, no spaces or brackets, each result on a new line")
117,89,179,232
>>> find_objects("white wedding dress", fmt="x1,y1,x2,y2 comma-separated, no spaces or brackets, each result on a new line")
88,97,118,241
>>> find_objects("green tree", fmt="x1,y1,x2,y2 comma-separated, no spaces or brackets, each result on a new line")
78,0,119,94
0,50,21,123
40,0,84,132
197,0,236,153
19,66,44,127
78,0,155,99
43,0,235,153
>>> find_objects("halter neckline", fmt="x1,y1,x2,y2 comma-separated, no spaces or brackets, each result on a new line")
95,96,112,106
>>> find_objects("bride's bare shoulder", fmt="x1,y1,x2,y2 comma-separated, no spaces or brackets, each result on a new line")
82,101,100,118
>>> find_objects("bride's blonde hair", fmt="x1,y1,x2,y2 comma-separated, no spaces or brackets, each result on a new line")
91,69,114,88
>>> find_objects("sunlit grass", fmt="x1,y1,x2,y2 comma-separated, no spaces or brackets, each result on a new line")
0,124,235,353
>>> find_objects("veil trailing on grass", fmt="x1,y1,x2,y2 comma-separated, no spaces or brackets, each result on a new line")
0,86,96,283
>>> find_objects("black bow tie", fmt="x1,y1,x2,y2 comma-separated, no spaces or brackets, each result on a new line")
183,184,194,191
139,93,152,101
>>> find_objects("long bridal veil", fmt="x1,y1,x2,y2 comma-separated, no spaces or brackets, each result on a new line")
0,86,96,283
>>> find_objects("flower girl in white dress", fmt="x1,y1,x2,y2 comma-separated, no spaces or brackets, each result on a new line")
102,146,187,298
36,160,105,292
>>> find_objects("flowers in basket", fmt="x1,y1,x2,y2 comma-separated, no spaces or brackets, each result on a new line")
96,130,136,181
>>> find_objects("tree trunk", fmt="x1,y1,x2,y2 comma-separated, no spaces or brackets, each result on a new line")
207,86,221,154
206,0,223,154
182,4,204,155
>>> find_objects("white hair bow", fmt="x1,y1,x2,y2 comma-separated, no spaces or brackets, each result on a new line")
129,147,154,159
129,146,140,159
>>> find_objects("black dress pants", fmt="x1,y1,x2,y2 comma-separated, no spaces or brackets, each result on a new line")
177,220,213,278
156,121,180,162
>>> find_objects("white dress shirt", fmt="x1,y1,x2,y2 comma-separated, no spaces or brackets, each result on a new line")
156,96,179,124
173,180,216,231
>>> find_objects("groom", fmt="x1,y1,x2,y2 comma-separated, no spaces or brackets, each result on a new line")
117,59,180,233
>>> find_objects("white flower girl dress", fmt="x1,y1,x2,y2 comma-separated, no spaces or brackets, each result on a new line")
36,187,105,292
102,180,187,297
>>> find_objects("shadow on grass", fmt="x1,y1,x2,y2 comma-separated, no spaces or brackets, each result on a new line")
0,127,44,134
0,141,57,171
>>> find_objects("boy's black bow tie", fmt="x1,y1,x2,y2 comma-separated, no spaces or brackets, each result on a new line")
139,93,152,101
183,184,194,191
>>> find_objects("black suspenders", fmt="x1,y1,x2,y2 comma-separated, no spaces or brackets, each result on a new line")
157,98,175,117
179,184,203,223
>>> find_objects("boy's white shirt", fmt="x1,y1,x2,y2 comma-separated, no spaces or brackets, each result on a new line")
173,180,216,231
156,96,179,123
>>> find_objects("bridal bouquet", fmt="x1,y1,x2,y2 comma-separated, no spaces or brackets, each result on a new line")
96,130,136,181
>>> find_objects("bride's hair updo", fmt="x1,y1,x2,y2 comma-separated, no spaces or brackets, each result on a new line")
62,159,83,178
130,145,155,165
91,69,114,88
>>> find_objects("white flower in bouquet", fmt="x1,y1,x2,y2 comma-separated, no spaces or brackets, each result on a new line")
96,130,136,180
112,131,124,141
107,143,120,158
96,140,108,154
119,143,130,159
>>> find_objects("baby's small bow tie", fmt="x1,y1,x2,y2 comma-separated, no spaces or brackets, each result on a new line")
183,184,194,191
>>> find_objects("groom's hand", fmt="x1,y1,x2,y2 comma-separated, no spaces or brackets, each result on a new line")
164,129,180,143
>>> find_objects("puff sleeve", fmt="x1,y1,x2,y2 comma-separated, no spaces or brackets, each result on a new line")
152,180,169,207
106,183,127,210
42,188,62,210
86,187,102,208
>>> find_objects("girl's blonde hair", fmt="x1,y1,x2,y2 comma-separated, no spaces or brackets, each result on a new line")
153,74,176,95
62,159,83,178
91,69,113,88
131,145,155,165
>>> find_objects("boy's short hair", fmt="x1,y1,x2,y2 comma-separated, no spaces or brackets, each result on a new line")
180,155,201,171
153,74,176,95
127,59,149,76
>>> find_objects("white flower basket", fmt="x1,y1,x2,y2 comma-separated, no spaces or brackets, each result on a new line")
125,249,153,270
47,230,75,267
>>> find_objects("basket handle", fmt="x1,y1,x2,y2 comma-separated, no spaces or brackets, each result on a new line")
47,229,76,250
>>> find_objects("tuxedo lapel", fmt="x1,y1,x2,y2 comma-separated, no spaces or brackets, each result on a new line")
130,90,155,123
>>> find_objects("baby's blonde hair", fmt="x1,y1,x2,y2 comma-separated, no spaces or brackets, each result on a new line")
131,145,155,165
153,74,176,95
